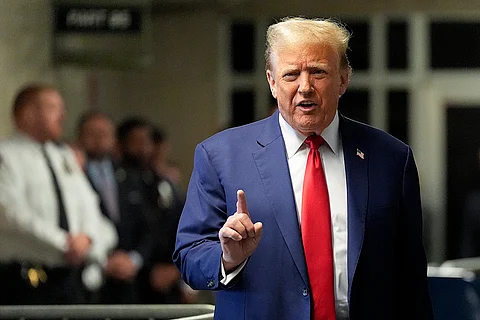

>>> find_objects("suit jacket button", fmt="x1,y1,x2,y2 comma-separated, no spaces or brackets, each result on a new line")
207,279,216,288
302,288,308,297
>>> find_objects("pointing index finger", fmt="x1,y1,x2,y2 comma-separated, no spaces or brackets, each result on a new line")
236,189,249,216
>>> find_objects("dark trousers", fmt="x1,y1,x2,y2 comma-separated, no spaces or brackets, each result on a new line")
0,262,85,305
100,277,138,304
137,267,183,304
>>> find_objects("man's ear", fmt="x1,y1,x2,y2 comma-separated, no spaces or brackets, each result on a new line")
15,103,35,125
339,70,349,96
266,69,277,99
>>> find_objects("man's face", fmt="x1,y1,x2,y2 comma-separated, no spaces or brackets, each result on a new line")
152,140,170,164
123,126,154,165
36,90,65,142
266,42,348,136
79,116,116,159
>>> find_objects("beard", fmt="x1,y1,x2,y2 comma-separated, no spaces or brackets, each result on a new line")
121,153,150,169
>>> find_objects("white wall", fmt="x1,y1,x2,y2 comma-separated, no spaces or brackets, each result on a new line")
97,10,220,186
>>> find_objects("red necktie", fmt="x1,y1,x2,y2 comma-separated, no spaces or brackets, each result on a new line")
301,135,336,320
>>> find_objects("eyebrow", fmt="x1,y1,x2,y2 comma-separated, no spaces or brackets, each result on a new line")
283,59,331,67
281,63,329,73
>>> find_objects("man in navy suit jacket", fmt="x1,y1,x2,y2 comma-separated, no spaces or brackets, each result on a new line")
78,112,157,303
173,17,433,319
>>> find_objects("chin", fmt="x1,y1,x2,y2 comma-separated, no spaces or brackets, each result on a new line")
298,120,320,131
51,133,63,141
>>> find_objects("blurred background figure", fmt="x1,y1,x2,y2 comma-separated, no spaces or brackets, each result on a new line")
67,142,87,171
152,127,183,187
77,111,157,304
116,118,189,304
0,84,117,305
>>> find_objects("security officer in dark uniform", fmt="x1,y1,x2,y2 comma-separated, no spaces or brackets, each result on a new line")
116,118,184,304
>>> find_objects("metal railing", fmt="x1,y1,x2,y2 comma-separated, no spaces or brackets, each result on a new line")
0,304,215,320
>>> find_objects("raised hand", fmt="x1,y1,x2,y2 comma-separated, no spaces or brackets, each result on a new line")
219,190,263,273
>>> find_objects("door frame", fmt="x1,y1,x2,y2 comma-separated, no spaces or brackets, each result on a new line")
412,72,480,262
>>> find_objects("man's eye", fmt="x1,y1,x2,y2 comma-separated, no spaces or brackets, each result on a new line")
312,70,326,75
283,73,298,80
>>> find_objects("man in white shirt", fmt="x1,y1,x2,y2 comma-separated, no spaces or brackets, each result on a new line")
0,83,117,304
173,17,433,319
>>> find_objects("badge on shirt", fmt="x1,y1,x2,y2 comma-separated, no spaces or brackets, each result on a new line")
157,180,174,210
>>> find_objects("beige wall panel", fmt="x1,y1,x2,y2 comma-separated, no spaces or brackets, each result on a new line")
55,67,90,141
0,0,53,138
234,0,480,17
107,11,220,187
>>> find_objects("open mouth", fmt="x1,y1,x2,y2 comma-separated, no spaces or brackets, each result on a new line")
297,101,317,109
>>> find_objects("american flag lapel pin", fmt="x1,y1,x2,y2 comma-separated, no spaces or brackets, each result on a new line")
356,148,365,160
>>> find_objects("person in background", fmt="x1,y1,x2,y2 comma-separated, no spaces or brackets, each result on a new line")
151,127,183,188
67,142,87,171
116,118,185,304
0,84,117,305
173,17,433,319
151,126,200,304
77,111,157,304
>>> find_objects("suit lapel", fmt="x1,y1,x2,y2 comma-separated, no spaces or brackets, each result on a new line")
251,113,369,293
340,116,368,301
252,112,309,286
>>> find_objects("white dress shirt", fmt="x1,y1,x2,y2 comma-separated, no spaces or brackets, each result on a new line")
221,112,349,319
0,132,117,267
279,112,349,318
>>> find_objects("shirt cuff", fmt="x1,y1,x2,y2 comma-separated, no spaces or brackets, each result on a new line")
128,250,144,269
220,259,248,285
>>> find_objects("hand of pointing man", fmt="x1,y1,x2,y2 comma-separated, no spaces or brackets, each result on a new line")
219,190,263,273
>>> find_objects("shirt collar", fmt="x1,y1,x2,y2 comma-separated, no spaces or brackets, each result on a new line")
12,131,44,149
12,131,64,150
279,111,340,159
87,157,112,172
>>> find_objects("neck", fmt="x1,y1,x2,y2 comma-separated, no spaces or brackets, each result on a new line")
87,153,111,162
16,127,47,144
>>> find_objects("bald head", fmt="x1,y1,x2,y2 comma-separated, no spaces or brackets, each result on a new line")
77,111,116,160
13,84,65,143
13,84,57,118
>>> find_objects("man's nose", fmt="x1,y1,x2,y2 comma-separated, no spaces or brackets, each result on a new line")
297,74,314,95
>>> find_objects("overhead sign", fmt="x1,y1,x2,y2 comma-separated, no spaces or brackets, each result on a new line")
54,5,142,33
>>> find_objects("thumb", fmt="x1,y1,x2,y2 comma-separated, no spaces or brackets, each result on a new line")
236,189,249,215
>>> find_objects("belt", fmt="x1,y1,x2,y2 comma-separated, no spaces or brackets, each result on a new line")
1,262,76,288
